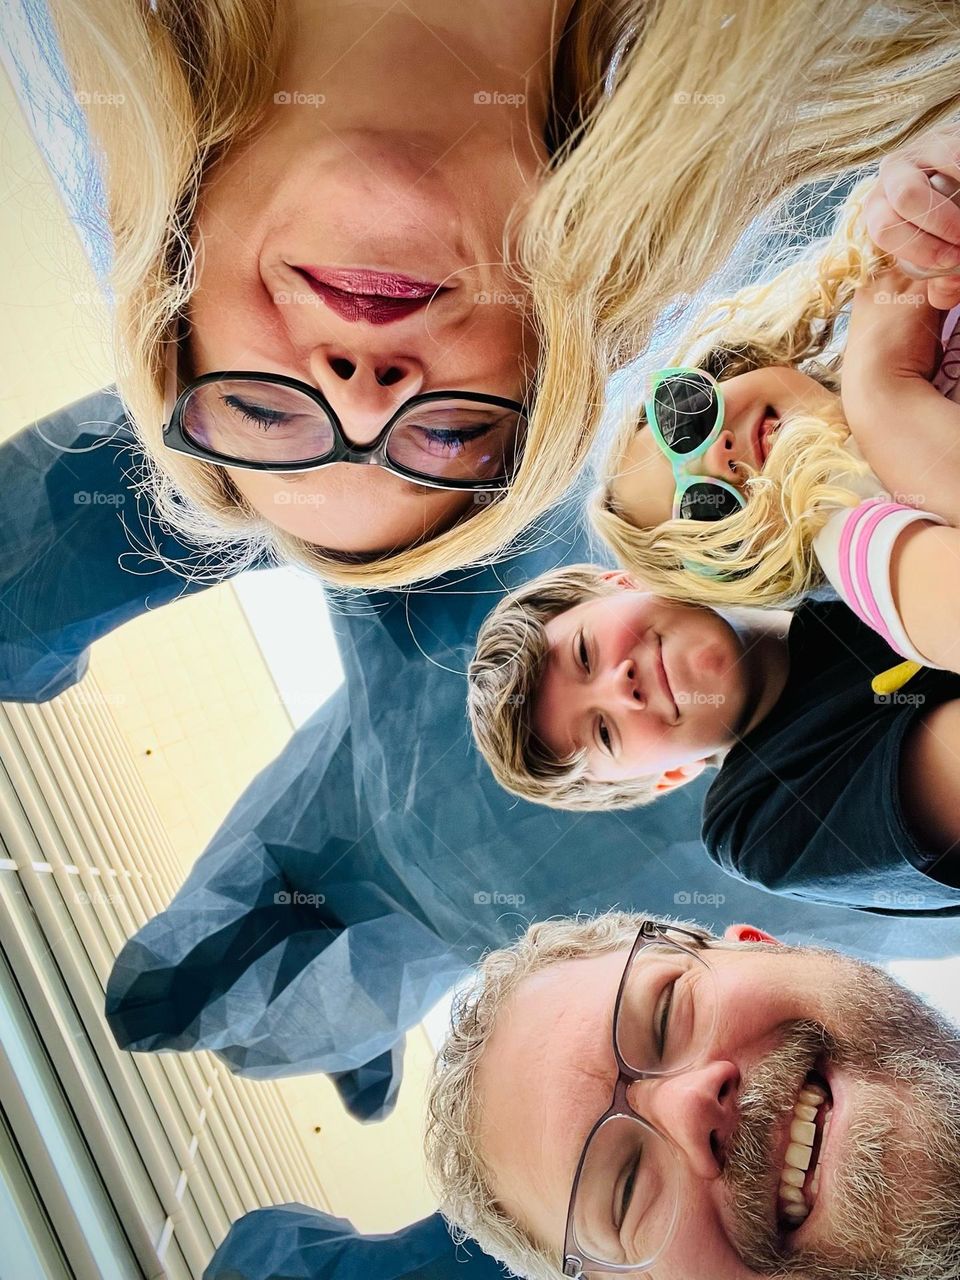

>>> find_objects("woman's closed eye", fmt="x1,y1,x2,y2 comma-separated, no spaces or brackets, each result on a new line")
413,423,495,458
223,393,293,431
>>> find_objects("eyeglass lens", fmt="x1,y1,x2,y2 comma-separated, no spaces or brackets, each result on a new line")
181,379,338,465
179,380,523,481
571,937,716,1274
651,372,719,455
386,399,522,482
677,482,743,522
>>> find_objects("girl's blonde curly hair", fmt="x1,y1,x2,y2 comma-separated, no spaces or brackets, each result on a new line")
592,178,903,608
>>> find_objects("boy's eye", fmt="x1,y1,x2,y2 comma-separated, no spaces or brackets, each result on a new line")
578,631,590,674
598,717,612,753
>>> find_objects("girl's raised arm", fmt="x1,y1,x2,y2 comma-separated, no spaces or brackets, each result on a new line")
841,267,960,526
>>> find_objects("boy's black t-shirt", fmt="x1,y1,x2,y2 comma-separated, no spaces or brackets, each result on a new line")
701,601,960,916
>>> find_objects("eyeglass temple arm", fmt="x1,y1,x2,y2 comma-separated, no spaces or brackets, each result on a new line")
162,314,190,424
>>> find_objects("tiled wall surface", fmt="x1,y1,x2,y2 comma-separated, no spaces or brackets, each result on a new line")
1,65,437,1234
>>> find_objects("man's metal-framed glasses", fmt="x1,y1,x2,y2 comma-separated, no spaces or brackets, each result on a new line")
562,920,718,1277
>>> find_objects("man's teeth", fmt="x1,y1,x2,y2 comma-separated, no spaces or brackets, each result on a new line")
778,1080,828,1227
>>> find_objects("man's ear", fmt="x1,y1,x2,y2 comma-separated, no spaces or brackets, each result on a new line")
599,568,641,592
654,761,707,793
723,923,780,945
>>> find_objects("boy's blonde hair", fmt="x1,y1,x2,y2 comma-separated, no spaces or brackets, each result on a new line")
49,0,960,588
468,564,721,810
592,178,886,607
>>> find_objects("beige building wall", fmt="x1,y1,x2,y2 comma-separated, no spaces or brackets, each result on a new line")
0,65,438,1235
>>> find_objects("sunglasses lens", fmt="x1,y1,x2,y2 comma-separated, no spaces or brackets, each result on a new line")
652,372,719,454
678,482,743,522
386,399,525,484
179,380,337,464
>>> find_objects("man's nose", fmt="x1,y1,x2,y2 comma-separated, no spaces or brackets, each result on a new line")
627,1060,741,1181
308,346,426,445
697,429,742,480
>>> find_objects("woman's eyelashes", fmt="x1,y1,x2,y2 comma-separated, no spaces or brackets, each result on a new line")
224,394,290,430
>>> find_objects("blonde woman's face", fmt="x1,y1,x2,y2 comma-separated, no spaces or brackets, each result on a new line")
185,94,541,555
610,368,839,531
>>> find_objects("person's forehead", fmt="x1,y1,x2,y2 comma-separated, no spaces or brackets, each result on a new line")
477,951,630,1246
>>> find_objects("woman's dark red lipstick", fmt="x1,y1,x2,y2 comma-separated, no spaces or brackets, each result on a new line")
293,266,447,324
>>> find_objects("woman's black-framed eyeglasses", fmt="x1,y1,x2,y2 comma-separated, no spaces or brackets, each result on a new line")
162,369,528,493
561,919,717,1278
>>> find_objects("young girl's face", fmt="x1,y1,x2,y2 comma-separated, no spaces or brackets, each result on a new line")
610,366,839,529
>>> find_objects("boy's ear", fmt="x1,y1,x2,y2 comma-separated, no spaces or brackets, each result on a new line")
723,923,780,945
654,761,707,793
600,568,641,592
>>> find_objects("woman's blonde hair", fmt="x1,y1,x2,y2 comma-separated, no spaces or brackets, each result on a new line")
51,0,960,588
592,178,904,607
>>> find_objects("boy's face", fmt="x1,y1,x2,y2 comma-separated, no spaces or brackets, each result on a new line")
531,582,757,784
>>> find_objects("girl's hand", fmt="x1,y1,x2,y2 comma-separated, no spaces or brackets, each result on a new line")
928,273,960,313
840,266,960,530
843,266,942,399
863,128,960,277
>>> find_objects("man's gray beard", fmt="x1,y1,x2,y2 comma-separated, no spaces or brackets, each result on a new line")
720,952,960,1280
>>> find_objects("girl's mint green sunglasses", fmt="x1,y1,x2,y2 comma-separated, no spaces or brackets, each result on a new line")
645,367,746,522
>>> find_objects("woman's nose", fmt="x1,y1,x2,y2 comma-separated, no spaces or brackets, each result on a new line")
308,346,426,445
697,429,743,481
628,1060,741,1181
